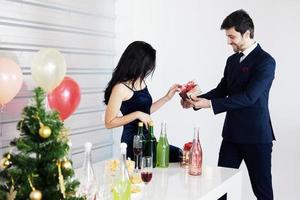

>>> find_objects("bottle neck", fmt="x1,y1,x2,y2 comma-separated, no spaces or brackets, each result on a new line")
138,125,143,135
160,122,167,137
83,150,92,167
149,125,154,137
193,127,199,141
120,152,129,180
82,150,94,179
121,151,127,161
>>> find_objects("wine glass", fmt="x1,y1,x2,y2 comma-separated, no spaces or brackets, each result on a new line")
141,156,153,185
133,135,143,172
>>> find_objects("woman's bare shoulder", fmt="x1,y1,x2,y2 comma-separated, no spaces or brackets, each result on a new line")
112,83,130,92
112,83,133,100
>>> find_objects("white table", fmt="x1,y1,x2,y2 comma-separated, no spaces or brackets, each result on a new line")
143,164,242,200
76,163,242,200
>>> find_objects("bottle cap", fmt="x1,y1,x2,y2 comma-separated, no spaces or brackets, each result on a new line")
120,143,127,155
138,122,143,127
149,121,154,126
85,142,92,152
161,120,167,126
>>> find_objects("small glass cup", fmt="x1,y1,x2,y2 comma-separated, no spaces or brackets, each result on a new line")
180,142,192,168
141,156,153,185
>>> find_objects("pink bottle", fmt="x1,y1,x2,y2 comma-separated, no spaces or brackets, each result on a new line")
188,126,203,176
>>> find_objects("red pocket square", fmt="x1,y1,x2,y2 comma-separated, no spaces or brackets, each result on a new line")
241,67,250,73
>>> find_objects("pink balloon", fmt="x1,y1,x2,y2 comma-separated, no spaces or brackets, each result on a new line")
0,58,23,105
47,76,81,120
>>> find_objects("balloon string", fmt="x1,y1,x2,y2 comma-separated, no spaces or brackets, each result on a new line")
0,104,5,156
45,95,49,111
0,104,5,137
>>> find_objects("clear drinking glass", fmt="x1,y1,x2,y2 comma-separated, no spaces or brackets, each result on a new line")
133,135,143,172
141,156,153,185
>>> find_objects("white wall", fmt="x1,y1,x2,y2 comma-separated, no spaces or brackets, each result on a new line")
115,0,300,199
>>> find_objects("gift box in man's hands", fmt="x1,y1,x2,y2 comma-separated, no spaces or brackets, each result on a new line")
179,81,202,100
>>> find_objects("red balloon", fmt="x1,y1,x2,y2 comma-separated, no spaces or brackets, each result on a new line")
48,76,81,120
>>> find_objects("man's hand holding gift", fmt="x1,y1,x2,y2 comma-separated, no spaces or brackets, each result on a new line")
187,96,211,109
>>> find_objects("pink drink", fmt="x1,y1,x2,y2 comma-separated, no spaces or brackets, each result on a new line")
188,127,202,176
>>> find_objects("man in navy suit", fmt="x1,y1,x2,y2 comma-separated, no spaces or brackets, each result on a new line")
181,9,275,200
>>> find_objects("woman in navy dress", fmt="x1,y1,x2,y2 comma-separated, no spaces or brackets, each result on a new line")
104,41,182,161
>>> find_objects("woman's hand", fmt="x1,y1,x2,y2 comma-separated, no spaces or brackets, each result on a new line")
164,84,182,101
135,111,152,129
150,84,182,114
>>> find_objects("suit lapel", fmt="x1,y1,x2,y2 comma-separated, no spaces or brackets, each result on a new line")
227,54,242,87
240,44,261,65
228,44,262,88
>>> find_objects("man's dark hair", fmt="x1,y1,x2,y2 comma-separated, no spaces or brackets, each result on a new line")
221,9,254,38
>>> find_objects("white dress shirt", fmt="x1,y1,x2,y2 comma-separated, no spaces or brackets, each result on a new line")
239,42,257,63
208,42,258,112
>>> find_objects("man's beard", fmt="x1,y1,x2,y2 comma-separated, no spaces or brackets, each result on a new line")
231,45,239,52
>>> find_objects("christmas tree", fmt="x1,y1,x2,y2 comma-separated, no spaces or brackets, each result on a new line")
0,87,85,200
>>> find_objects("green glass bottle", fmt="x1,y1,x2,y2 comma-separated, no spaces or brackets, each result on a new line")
156,121,169,168
145,122,157,168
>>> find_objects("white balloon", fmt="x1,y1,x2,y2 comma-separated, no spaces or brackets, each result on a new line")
31,48,66,92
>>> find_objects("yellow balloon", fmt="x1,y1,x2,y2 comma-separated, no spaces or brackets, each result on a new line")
31,48,66,92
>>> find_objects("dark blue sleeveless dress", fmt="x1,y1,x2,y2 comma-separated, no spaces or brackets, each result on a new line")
120,85,181,162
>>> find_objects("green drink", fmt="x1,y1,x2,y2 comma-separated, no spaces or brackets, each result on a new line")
156,121,169,168
112,143,131,200
112,179,131,200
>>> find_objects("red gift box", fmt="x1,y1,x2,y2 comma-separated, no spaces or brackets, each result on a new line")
179,80,202,100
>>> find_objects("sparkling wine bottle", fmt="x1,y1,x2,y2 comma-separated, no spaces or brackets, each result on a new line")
137,121,144,135
112,143,131,200
138,121,146,147
156,121,169,168
189,126,203,176
78,142,98,199
137,122,145,168
144,122,157,168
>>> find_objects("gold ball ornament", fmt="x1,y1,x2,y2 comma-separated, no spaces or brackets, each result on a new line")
29,189,42,200
61,160,72,170
0,157,12,170
6,153,11,159
39,126,51,138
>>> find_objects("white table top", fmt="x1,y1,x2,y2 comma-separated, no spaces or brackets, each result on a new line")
142,164,241,200
76,162,242,200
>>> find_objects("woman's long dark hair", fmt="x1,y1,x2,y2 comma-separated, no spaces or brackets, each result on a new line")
104,41,156,104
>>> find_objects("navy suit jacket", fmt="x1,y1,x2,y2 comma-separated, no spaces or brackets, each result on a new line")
201,44,275,144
